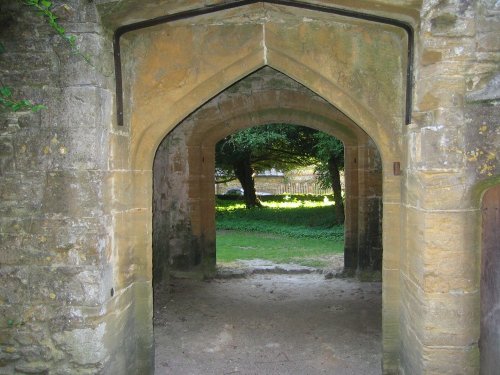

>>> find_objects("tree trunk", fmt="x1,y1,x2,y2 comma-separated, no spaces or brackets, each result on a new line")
328,157,345,225
233,157,262,208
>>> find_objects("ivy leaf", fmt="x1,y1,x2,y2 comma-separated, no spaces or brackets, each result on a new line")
31,104,47,112
0,87,12,97
66,35,76,46
20,99,32,106
41,0,52,8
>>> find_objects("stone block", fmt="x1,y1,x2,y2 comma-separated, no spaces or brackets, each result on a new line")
109,132,130,170
266,14,405,118
477,31,500,52
399,291,424,375
21,216,110,267
0,234,25,265
382,269,400,357
382,203,401,270
54,86,112,129
362,172,382,196
0,217,32,235
106,170,152,213
429,13,475,37
0,52,59,86
52,323,107,366
406,171,472,210
41,171,105,218
131,281,154,370
0,266,30,305
29,266,106,306
14,363,50,374
50,126,109,171
54,33,112,88
399,206,410,276
464,101,499,181
405,207,425,289
421,210,480,293
421,291,479,347
420,126,463,169
384,172,403,202
99,281,153,374
416,76,465,112
189,104,220,127
60,0,99,23
421,49,443,66
11,128,53,173
405,207,480,293
17,342,55,363
0,2,53,54
3,224,109,269
113,209,152,288
422,345,479,374
400,274,425,346
0,136,14,175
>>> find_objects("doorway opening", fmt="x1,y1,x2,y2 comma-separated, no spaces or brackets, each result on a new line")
151,68,385,373
116,3,407,369
151,67,384,283
214,124,345,275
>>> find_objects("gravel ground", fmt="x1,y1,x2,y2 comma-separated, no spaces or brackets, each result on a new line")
154,258,382,375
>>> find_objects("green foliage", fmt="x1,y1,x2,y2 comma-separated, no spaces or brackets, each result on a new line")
6,318,25,328
216,125,344,183
0,86,46,112
314,132,344,189
22,0,92,64
216,196,344,239
216,124,317,180
1,1,93,112
24,0,74,47
0,41,46,112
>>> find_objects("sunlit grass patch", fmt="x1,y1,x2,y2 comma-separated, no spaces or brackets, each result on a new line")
216,195,344,266
216,230,343,266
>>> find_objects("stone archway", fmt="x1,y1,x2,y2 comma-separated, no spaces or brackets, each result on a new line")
153,67,383,283
110,4,406,373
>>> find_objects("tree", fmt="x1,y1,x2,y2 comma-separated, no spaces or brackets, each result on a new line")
216,124,316,208
216,124,345,222
313,132,345,224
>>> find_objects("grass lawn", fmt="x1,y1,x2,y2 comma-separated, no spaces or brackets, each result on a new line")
216,230,343,267
216,195,344,267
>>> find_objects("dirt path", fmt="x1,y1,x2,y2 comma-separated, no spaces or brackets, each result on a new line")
154,266,382,375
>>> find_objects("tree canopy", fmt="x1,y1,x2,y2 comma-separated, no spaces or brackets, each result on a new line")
216,124,317,181
216,123,345,223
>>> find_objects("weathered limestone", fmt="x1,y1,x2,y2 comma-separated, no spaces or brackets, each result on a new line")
122,4,405,373
0,0,498,374
0,1,152,373
399,0,499,374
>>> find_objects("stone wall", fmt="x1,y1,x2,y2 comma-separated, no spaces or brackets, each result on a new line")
400,0,500,373
153,123,203,282
0,1,123,373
